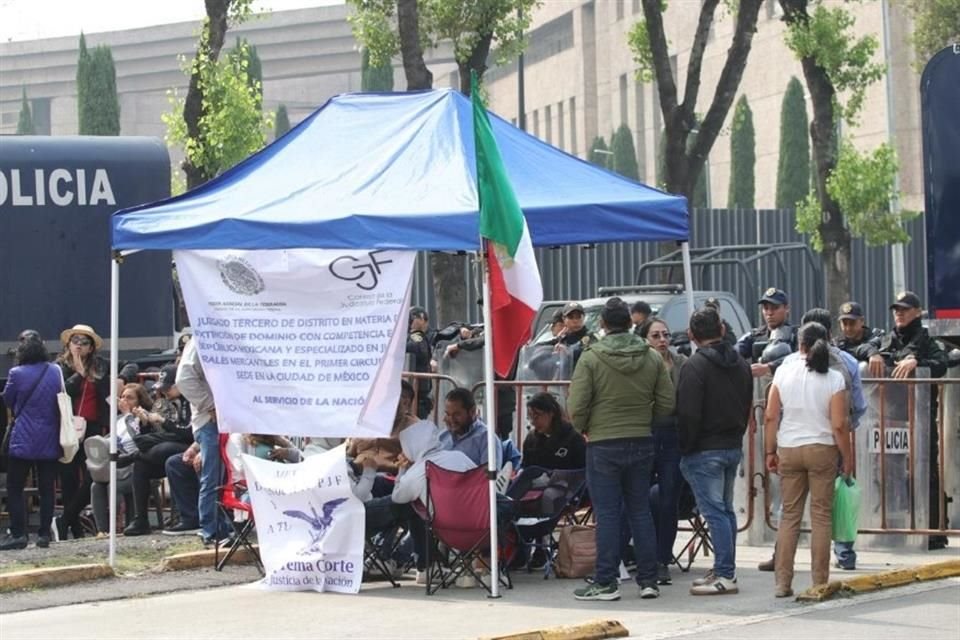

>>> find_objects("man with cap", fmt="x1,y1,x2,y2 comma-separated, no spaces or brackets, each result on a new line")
870,291,949,549
549,302,598,371
406,306,434,419
835,302,884,372
736,288,797,378
631,301,653,332
704,297,737,347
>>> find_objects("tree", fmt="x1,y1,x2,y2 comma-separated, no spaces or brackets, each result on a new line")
361,48,395,91
900,0,960,66
628,0,764,204
657,126,708,207
77,35,121,135
231,38,263,108
781,0,916,313
611,124,640,181
16,87,34,135
727,95,755,209
275,104,291,138
163,1,271,190
588,136,611,169
775,76,810,209
347,0,540,325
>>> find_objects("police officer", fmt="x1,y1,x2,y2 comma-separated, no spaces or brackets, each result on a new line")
406,306,434,419
834,301,884,368
736,287,797,378
549,302,598,371
870,291,949,550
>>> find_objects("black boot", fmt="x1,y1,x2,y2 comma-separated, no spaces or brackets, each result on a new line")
123,519,151,536
0,535,29,550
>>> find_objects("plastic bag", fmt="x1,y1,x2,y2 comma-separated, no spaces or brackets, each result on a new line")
832,476,861,543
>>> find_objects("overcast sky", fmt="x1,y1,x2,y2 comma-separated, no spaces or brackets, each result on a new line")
0,0,344,42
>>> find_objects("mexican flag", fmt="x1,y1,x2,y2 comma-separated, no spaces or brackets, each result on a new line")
471,72,543,377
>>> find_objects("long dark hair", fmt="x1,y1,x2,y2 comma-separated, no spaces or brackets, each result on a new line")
798,322,830,374
526,392,564,432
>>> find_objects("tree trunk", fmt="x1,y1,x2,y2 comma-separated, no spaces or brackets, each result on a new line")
182,0,231,190
782,0,852,310
397,0,432,90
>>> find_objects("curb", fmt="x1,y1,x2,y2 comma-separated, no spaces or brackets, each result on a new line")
0,563,114,593
481,620,629,640
797,559,960,602
160,546,259,572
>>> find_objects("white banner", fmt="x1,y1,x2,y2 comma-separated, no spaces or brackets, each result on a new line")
243,448,365,593
174,249,415,437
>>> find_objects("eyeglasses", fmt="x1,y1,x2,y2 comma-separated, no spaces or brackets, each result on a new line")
70,336,93,346
647,332,670,339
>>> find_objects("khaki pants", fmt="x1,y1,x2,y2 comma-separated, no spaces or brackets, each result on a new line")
775,444,838,589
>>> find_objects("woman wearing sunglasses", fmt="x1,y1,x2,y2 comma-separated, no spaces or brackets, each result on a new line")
55,324,111,539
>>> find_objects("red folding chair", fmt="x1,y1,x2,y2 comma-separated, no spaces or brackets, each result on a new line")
214,434,264,575
421,462,512,596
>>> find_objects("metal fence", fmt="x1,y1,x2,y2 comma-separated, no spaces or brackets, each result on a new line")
410,208,927,330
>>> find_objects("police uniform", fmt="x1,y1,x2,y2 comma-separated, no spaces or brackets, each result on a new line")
833,301,884,362
548,302,598,371
735,287,797,374
406,329,433,419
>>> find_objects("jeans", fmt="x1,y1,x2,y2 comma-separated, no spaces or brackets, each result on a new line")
680,448,741,580
131,442,189,525
587,439,657,587
194,422,228,539
6,457,57,538
166,453,200,527
91,476,134,533
651,424,681,565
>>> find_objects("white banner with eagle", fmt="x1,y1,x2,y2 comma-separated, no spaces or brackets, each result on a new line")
243,447,365,593
174,248,415,438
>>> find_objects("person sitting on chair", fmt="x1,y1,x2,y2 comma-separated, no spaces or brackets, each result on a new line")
521,392,585,471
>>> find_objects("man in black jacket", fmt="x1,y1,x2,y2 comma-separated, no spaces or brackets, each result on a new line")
834,301,884,369
676,308,753,595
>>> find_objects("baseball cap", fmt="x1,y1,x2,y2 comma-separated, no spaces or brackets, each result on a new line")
156,364,179,393
838,301,864,320
890,291,921,310
758,287,788,306
562,302,585,317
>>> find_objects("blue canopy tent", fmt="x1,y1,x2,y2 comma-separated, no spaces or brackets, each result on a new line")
107,89,692,581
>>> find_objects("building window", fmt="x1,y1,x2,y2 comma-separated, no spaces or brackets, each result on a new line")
557,101,566,150
533,109,540,138
616,0,625,21
545,104,553,143
569,97,578,155
619,74,629,127
632,0,641,14
634,79,647,181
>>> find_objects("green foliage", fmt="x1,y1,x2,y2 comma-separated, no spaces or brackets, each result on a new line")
795,140,918,249
611,124,640,180
900,0,960,67
230,38,263,108
588,136,611,169
361,48,395,91
627,2,669,83
727,95,755,209
16,87,34,135
163,37,272,183
347,0,540,76
776,77,810,209
275,104,291,138
77,35,120,135
783,4,885,126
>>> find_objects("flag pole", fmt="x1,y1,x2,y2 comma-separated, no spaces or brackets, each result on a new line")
479,246,502,598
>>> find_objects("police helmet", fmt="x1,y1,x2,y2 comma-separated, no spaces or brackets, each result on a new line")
760,341,793,364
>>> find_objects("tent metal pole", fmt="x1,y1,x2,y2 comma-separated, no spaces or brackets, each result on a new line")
681,241,696,349
479,249,501,598
108,254,121,568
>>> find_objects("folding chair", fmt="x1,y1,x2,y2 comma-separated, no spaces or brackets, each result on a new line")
671,477,713,572
508,467,587,578
214,434,264,575
421,462,512,596
363,519,408,588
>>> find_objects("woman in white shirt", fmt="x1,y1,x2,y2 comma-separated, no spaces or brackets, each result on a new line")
764,322,853,597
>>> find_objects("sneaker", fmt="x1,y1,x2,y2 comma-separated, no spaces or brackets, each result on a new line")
758,556,775,572
162,522,200,536
495,461,514,494
774,585,794,598
690,575,739,595
574,582,621,601
0,535,28,551
693,570,737,586
36,535,50,549
202,533,235,548
657,563,672,585
639,583,660,599
834,561,856,571
123,521,151,537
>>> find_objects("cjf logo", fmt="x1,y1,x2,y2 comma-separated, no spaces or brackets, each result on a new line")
218,256,265,295
329,250,394,291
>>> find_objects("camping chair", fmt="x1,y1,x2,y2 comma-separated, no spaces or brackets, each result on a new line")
363,516,408,588
507,467,587,578
214,434,264,575
671,477,713,572
421,462,513,596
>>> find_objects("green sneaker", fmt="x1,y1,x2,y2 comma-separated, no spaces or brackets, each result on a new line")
573,582,621,601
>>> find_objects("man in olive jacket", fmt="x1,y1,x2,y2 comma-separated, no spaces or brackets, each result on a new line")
568,297,675,602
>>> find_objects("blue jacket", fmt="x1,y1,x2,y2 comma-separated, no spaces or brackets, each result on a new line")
2,363,62,460
438,418,503,468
